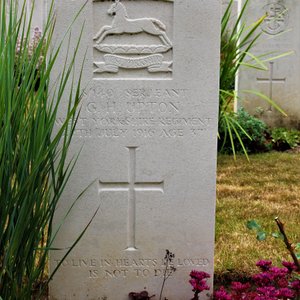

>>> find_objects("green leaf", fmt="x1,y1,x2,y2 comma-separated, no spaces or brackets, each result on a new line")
246,220,261,230
271,232,284,239
295,243,300,250
257,231,267,241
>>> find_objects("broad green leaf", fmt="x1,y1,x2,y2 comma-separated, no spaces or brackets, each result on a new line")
246,220,261,230
257,231,267,241
271,232,284,239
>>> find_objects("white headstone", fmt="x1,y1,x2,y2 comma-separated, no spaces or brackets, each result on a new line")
238,0,300,128
222,0,238,22
31,0,47,30
17,0,47,31
50,0,220,299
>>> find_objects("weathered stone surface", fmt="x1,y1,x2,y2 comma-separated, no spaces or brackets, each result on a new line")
222,0,238,22
238,0,300,128
50,0,220,299
18,0,47,30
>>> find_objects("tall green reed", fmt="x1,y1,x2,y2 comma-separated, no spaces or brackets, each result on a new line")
0,1,87,298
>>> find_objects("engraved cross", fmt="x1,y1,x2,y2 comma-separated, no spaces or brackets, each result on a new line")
256,61,286,111
99,147,164,251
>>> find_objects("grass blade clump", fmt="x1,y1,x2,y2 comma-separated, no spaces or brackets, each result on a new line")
0,0,85,298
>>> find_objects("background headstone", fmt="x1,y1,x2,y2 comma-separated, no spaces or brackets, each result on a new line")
222,0,239,27
238,0,300,128
50,0,220,299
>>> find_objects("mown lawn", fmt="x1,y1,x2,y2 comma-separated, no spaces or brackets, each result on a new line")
215,152,300,281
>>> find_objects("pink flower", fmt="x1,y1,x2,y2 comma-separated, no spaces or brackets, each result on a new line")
282,261,297,273
231,281,251,293
212,260,299,300
189,270,210,298
291,279,300,293
214,287,232,300
256,260,272,271
190,270,210,280
277,287,294,299
256,286,278,299
252,272,273,286
189,278,210,292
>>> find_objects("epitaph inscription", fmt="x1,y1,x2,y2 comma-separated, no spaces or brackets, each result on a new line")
54,256,210,280
93,0,173,79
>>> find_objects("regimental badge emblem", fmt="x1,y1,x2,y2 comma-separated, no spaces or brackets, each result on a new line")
261,1,288,35
93,0,173,78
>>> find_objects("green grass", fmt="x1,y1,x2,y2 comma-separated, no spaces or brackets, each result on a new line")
215,152,300,279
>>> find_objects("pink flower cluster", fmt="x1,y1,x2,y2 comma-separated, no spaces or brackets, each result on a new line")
16,27,44,67
189,270,210,300
214,260,300,300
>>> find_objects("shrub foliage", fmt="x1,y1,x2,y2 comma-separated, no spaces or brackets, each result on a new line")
219,109,270,154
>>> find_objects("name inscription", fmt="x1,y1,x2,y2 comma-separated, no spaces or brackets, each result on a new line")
56,88,214,139
53,257,210,279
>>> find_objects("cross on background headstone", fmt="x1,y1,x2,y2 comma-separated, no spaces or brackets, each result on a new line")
98,146,164,251
256,61,286,111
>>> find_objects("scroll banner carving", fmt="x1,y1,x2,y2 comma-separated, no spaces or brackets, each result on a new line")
94,54,172,73
94,44,171,55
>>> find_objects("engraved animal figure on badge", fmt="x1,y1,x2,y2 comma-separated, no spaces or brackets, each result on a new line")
93,0,172,47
